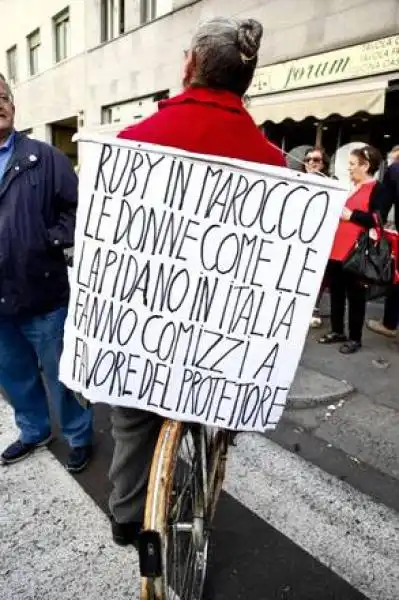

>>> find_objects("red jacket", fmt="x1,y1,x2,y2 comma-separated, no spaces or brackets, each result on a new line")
330,180,376,262
118,86,285,167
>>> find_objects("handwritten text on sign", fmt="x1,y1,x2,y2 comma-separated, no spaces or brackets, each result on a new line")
59,138,346,432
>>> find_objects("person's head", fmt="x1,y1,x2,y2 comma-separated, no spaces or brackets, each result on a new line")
349,145,382,184
388,145,399,165
183,17,263,97
303,147,330,175
0,74,15,141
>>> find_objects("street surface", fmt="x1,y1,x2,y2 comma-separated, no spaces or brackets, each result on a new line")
1,386,398,600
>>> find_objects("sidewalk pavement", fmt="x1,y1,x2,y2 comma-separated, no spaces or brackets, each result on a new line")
0,401,141,600
285,299,399,488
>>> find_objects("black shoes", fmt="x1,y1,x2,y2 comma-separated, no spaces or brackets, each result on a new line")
1,437,92,473
66,445,92,473
111,517,142,547
1,434,53,465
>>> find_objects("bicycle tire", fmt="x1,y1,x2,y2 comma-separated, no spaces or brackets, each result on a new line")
140,420,228,600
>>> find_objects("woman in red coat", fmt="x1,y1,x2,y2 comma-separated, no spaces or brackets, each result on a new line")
109,17,285,546
319,145,382,354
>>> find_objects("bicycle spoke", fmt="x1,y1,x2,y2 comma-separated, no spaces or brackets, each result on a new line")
142,423,229,600
164,428,208,600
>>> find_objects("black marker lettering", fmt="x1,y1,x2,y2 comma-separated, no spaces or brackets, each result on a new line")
277,186,309,240
94,195,112,242
94,144,113,193
296,247,317,297
123,151,144,196
275,245,293,293
141,153,165,200
122,354,140,396
109,148,132,194
253,343,279,380
83,194,96,239
299,191,329,243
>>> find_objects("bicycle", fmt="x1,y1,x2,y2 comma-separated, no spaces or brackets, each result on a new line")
138,418,234,600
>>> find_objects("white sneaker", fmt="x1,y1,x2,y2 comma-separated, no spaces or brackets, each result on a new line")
310,316,322,328
366,319,396,338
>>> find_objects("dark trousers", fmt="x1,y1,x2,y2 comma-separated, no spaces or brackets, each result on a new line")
383,284,399,330
109,407,162,523
327,260,367,343
314,275,329,310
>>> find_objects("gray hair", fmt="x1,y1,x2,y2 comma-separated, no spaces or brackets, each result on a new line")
189,17,263,96
0,73,14,103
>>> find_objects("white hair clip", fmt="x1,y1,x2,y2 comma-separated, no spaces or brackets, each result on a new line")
240,52,256,63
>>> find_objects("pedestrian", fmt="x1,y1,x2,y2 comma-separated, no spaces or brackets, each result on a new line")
303,147,331,328
319,145,383,354
303,146,330,176
108,17,285,546
367,145,399,337
0,74,93,471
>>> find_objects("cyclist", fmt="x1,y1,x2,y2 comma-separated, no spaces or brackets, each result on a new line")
109,16,285,545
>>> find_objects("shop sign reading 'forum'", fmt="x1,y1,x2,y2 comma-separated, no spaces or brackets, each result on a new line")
60,137,347,432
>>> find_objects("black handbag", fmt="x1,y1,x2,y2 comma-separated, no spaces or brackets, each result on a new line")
343,215,394,286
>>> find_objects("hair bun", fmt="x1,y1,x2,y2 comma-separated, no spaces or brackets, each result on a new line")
237,19,263,60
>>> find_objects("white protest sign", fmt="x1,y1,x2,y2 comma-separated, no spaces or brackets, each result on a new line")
59,136,347,433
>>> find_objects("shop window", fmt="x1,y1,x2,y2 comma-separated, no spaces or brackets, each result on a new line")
27,29,40,76
6,46,17,84
53,8,70,63
140,0,172,24
100,0,125,42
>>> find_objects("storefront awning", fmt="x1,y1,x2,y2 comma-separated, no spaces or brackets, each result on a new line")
248,78,388,125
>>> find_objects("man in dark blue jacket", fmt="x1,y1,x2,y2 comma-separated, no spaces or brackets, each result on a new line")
0,75,93,471
367,146,399,337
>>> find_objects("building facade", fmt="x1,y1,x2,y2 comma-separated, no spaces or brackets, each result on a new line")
0,0,398,174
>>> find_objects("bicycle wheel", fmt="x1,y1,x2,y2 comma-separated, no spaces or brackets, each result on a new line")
140,420,215,600
204,428,230,520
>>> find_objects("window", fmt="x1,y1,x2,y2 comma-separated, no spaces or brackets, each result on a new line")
101,91,169,124
27,29,40,76
141,0,155,23
6,46,17,84
54,8,70,63
100,0,125,42
140,0,172,24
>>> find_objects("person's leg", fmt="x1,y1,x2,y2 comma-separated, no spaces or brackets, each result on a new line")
319,261,346,342
20,307,93,450
345,274,367,348
367,283,398,337
311,285,324,328
0,317,52,448
109,406,162,531
383,284,399,330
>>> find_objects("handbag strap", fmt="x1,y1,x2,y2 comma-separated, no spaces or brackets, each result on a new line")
373,210,384,232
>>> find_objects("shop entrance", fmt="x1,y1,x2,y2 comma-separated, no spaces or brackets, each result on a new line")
50,117,78,168
263,86,399,174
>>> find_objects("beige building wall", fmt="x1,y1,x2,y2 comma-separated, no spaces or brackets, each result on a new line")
0,0,85,139
0,0,398,140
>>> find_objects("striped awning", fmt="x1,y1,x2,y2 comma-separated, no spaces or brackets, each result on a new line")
248,77,389,124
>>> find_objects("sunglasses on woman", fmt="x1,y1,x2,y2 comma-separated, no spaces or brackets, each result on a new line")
304,155,323,163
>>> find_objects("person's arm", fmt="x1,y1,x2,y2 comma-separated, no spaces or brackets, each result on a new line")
379,171,394,223
348,182,387,229
47,148,78,249
385,164,399,230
